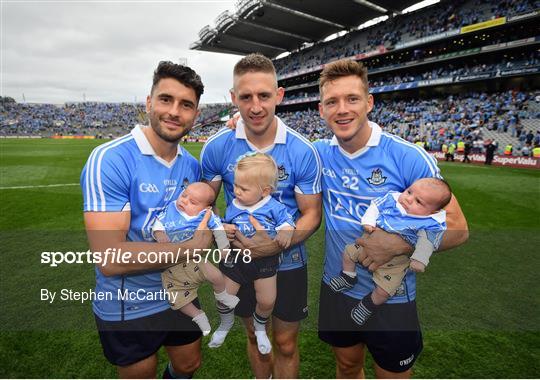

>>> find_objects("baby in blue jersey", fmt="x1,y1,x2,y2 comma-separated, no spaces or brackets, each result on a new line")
152,182,240,336
329,177,451,326
208,153,295,355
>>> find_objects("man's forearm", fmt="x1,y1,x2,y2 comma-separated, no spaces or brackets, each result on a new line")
437,194,469,252
437,229,469,252
290,210,321,247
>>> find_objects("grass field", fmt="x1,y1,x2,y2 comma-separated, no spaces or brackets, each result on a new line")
0,139,539,378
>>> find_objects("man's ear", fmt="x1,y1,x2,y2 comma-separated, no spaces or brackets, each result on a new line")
367,93,374,114
146,95,151,113
276,87,285,104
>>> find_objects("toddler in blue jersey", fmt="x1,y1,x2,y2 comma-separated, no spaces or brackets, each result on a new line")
208,153,295,355
329,178,451,326
152,182,240,336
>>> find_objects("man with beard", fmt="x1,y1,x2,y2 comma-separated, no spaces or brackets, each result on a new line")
81,61,213,378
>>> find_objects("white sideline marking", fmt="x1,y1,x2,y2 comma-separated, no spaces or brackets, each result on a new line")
0,183,79,190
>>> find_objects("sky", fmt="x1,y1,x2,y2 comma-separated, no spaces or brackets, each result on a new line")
1,0,437,105
1,0,241,104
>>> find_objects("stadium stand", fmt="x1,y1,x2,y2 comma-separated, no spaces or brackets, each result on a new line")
2,0,539,161
189,0,540,159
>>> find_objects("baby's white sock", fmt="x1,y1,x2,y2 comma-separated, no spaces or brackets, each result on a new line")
192,312,211,336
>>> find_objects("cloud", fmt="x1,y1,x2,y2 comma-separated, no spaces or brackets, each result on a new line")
1,1,240,104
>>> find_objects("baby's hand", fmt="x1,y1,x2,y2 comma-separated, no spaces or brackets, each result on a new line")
275,226,294,250
223,223,237,242
225,112,241,130
154,230,170,243
362,224,375,234
410,259,426,273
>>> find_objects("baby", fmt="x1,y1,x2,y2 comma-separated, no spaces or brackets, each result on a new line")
152,182,239,336
329,177,451,326
208,153,295,355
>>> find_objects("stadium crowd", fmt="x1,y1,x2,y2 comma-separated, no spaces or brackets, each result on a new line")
280,90,540,156
274,0,537,76
282,57,540,103
3,90,539,157
0,98,232,138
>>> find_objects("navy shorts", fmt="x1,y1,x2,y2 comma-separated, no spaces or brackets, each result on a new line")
234,265,308,322
219,255,278,285
95,305,202,367
318,281,423,373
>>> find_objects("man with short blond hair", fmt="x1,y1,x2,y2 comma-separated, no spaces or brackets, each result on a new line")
201,53,322,378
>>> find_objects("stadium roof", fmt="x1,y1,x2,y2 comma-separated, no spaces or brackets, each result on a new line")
190,0,422,57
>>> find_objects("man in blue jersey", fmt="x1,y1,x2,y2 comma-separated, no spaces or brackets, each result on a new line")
81,61,213,378
201,53,322,378
314,59,468,378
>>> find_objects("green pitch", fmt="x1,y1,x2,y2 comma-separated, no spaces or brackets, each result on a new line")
0,139,539,378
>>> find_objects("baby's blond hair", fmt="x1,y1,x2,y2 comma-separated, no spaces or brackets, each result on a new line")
235,153,278,191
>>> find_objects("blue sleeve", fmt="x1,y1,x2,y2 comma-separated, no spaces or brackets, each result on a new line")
200,137,223,182
208,213,224,230
293,140,322,195
192,156,202,182
397,144,442,188
273,202,296,228
426,229,445,250
373,192,393,208
81,147,131,212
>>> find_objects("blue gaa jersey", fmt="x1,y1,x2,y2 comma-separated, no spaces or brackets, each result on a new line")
364,191,447,250
152,201,228,249
81,125,200,321
314,121,442,303
225,195,295,239
201,117,321,270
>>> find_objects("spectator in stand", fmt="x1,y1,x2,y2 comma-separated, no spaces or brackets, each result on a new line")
462,137,472,163
525,130,535,145
484,139,498,165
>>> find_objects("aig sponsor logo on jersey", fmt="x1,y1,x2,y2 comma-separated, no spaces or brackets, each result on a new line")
139,183,159,193
322,167,337,178
327,189,372,225
236,220,256,238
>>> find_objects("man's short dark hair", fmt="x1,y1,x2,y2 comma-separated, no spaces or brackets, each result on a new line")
151,61,204,103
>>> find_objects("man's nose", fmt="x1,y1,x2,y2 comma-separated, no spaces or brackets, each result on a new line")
251,97,263,113
168,102,181,117
336,100,348,114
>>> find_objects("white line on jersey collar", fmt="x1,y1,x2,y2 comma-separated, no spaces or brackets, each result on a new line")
232,195,272,213
330,121,382,159
235,116,287,146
